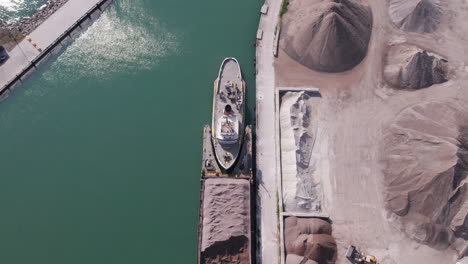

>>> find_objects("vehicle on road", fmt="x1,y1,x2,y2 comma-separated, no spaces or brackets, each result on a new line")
0,45,9,65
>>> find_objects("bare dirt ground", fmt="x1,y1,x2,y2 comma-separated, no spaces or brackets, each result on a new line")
275,0,468,263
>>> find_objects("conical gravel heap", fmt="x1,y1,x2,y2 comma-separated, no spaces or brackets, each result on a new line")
389,0,442,34
281,0,373,73
384,45,450,90
400,50,448,89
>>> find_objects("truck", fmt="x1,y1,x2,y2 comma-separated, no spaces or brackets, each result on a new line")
346,245,379,264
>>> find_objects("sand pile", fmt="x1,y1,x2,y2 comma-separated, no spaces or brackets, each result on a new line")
280,91,322,212
280,0,372,72
200,178,251,264
382,101,468,252
389,0,442,34
284,217,337,264
384,45,449,89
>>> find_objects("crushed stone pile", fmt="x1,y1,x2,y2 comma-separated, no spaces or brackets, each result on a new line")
281,0,373,72
384,45,449,89
284,217,336,264
382,101,468,252
200,178,251,264
389,0,442,34
280,91,322,213
401,50,449,89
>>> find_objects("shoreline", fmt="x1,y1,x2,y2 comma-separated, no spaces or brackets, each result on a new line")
255,0,282,263
0,0,113,98
3,0,70,35
1,0,70,51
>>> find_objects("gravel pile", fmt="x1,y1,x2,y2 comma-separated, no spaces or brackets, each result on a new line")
389,0,442,34
382,101,468,252
200,178,251,264
284,217,336,264
281,0,372,72
384,45,449,90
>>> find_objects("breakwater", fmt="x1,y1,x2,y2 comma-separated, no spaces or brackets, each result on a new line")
0,0,113,98
2,0,69,34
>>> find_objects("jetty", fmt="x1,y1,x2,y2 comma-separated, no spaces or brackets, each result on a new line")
255,0,282,263
0,0,113,98
197,125,254,264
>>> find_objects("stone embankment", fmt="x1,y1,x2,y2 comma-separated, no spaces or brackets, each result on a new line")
0,0,113,99
3,0,70,37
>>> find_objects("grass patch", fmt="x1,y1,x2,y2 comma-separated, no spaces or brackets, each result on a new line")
280,0,290,17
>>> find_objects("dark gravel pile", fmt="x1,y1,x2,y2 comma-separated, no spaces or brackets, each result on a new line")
400,0,441,34
281,0,373,73
400,50,449,89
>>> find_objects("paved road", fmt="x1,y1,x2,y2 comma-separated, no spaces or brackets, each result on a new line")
255,0,281,263
0,37,39,91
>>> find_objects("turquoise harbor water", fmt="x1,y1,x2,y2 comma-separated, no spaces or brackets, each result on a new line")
0,0,261,263
0,0,48,22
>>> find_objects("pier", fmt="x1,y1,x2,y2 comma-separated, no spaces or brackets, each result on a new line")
0,0,113,98
255,0,282,263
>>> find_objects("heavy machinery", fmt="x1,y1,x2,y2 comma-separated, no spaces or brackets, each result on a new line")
346,246,379,264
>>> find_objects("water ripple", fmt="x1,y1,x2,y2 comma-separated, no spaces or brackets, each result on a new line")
0,0,47,22
42,0,182,84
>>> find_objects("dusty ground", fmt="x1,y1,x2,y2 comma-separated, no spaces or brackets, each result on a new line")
275,0,468,263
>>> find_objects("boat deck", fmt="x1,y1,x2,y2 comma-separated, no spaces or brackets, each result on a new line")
202,124,252,178
212,58,245,169
197,124,253,264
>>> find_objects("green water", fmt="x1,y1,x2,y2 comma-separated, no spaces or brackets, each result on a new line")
0,0,48,23
0,0,261,263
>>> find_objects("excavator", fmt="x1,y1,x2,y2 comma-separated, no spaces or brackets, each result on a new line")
346,245,380,264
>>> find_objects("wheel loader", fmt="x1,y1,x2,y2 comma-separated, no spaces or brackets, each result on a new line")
345,245,379,264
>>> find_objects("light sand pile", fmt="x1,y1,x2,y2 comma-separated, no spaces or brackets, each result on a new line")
384,45,449,89
280,91,322,213
280,0,372,72
382,101,468,252
284,217,337,264
389,0,442,34
200,178,251,264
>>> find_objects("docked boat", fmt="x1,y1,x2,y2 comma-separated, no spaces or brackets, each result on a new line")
211,57,245,170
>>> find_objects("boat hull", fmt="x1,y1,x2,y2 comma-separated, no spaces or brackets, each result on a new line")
211,58,245,170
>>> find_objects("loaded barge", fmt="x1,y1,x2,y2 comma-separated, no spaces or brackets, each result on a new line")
197,58,254,264
211,57,246,170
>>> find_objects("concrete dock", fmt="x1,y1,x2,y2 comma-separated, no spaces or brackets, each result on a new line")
0,0,113,97
255,0,282,263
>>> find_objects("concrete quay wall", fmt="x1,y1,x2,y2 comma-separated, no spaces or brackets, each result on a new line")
0,0,113,98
